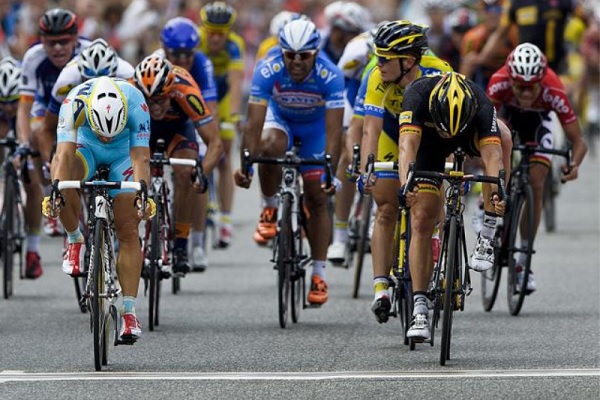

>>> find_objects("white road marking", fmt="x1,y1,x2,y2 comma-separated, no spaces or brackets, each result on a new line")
1,369,599,383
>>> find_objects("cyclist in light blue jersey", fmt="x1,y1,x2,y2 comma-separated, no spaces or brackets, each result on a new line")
234,19,345,306
44,76,152,342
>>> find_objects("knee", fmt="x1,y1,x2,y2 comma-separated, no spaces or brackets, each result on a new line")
116,220,140,244
411,208,437,237
303,189,328,212
259,130,287,157
173,167,193,188
375,202,398,227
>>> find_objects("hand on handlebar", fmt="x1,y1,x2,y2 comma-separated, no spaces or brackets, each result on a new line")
321,175,342,195
560,162,577,183
42,180,65,219
233,167,253,188
357,172,377,195
490,193,506,216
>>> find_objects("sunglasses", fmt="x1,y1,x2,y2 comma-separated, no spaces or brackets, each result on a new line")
44,38,73,47
513,82,540,92
167,49,194,59
377,56,396,64
282,50,317,61
147,95,169,105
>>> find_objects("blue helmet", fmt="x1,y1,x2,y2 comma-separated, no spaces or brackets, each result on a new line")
161,17,200,50
279,19,321,52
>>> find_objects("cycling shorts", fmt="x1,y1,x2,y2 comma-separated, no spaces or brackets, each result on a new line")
150,119,199,156
218,92,236,141
505,108,554,168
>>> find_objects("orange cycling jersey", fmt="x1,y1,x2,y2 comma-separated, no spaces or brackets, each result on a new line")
162,67,213,127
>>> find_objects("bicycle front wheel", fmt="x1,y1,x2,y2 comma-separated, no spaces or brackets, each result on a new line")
148,192,162,331
1,176,15,299
507,185,535,316
277,194,293,328
543,172,556,233
91,219,110,371
352,195,373,298
440,216,458,366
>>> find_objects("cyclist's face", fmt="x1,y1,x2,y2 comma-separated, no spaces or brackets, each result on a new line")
205,30,228,53
511,81,541,107
165,48,195,71
42,35,77,68
377,57,402,82
282,49,317,82
146,95,170,120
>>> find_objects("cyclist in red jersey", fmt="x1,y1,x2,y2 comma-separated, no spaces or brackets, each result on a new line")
132,55,223,276
486,42,587,292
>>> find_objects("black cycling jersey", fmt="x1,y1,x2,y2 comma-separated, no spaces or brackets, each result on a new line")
399,75,501,173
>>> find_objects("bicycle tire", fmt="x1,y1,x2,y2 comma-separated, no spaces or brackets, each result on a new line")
507,185,535,316
148,192,161,331
397,209,413,346
91,218,109,371
352,195,372,298
481,222,504,311
277,194,293,328
543,173,556,233
440,215,458,366
2,175,15,299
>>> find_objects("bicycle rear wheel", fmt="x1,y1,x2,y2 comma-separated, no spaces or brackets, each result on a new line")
91,219,110,371
481,222,504,311
352,195,372,298
543,172,556,233
277,194,293,328
440,216,458,366
148,194,161,331
507,186,535,316
2,175,15,299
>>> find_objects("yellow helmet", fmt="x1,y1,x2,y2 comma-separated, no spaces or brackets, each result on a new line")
429,72,478,138
200,2,237,32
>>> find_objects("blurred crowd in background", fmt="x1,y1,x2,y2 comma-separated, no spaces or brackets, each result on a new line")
0,0,598,92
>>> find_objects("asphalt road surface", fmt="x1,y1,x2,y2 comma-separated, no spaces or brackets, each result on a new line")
1,148,598,399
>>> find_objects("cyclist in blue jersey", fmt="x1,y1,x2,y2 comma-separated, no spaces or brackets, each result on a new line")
234,19,345,306
159,16,219,272
43,76,152,342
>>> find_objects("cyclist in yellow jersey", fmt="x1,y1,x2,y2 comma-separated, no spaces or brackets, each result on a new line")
198,1,245,248
357,21,452,323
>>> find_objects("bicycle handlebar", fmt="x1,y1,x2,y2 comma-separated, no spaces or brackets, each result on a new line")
57,180,143,191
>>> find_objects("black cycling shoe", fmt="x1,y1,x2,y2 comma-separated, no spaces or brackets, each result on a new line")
172,248,190,276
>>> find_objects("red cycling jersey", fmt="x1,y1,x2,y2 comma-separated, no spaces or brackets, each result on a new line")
486,65,577,126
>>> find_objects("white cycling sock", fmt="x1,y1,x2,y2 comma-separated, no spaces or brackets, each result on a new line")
312,260,326,279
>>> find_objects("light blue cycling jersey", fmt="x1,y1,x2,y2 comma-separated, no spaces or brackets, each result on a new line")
57,78,150,187
249,51,345,123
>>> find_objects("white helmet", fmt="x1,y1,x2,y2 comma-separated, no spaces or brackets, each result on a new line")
279,19,321,52
328,2,372,33
270,11,309,37
506,42,547,83
0,57,21,101
86,77,128,138
78,39,118,80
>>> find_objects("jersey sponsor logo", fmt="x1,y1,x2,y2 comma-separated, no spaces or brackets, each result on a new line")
122,166,134,181
186,94,206,115
400,125,422,136
399,111,413,124
487,80,511,96
515,6,537,25
141,103,148,112
58,116,66,129
383,152,394,162
275,91,323,107
72,97,86,127
490,107,498,133
57,84,75,96
541,89,570,114
315,63,338,85
259,61,283,79
138,121,150,133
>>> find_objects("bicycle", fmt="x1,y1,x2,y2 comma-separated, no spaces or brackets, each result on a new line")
242,144,333,328
364,155,414,348
402,149,506,365
50,168,146,371
481,142,571,316
142,139,203,330
0,137,37,299
347,145,375,299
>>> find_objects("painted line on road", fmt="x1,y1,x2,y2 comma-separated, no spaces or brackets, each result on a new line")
1,369,599,383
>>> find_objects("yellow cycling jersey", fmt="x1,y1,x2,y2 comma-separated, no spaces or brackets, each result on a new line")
198,29,245,102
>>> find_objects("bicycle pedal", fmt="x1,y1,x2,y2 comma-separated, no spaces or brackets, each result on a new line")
116,337,137,346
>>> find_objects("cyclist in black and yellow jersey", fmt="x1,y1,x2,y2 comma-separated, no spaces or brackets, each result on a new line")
398,72,507,341
198,2,245,248
357,20,452,323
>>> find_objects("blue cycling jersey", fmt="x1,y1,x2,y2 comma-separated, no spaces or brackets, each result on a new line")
249,51,345,123
188,52,218,103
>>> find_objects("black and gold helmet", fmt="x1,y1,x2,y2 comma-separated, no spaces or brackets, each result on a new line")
373,20,429,58
429,72,478,138
200,2,237,31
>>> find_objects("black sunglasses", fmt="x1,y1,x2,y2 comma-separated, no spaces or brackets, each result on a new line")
282,50,317,61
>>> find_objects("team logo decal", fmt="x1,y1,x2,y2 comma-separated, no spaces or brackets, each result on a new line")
186,94,205,115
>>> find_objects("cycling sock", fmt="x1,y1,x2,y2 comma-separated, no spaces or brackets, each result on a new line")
480,212,497,239
517,239,529,266
373,276,389,299
220,212,232,226
333,220,348,243
191,230,204,248
122,296,136,314
26,235,40,253
66,228,84,244
413,292,428,315
312,260,326,279
262,195,279,209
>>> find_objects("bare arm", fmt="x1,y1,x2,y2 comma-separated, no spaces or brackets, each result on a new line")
130,146,150,185
39,111,59,163
16,97,33,145
50,141,78,182
325,107,344,171
360,115,383,173
561,121,588,181
398,132,421,186
196,120,223,175
227,70,244,117
240,102,267,160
